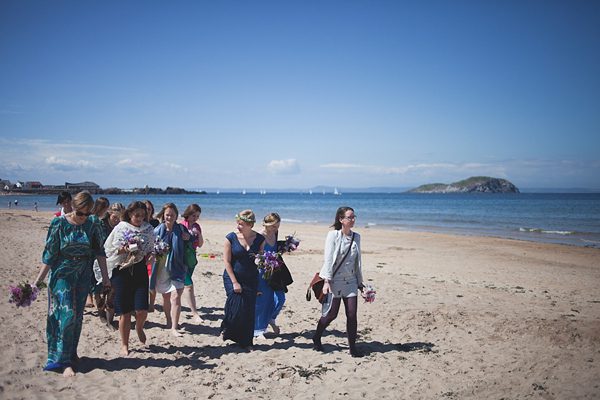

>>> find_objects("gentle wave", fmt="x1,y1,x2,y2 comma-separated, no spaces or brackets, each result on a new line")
519,228,574,235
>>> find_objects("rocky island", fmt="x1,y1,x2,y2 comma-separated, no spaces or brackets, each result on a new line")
407,176,520,194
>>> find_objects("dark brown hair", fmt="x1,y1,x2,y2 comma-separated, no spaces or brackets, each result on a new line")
91,197,109,217
182,203,202,219
331,206,354,230
121,201,147,223
143,200,155,221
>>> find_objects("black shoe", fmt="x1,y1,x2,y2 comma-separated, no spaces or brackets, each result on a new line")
312,338,324,352
350,350,364,358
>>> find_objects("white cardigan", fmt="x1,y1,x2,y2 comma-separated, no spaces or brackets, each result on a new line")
319,230,363,284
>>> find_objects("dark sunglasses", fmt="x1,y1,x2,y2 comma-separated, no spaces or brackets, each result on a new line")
75,211,92,217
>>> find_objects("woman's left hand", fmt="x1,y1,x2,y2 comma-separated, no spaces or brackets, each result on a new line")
358,282,365,292
146,253,156,264
182,232,191,241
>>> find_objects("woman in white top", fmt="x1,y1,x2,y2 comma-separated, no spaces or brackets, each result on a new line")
313,206,364,357
104,201,155,356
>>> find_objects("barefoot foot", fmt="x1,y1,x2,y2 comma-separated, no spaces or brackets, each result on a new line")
62,366,76,378
120,346,129,357
171,329,183,338
192,314,204,324
136,327,147,345
269,323,280,335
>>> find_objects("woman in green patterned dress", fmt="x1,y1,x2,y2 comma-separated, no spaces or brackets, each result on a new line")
34,191,111,378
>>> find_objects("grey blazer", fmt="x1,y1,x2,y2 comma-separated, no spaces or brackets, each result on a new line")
319,229,363,284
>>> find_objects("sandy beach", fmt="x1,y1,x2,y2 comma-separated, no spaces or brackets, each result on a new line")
0,209,598,399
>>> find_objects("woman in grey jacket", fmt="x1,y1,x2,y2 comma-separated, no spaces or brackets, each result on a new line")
313,206,364,357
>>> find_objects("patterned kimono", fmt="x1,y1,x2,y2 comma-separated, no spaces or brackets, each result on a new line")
42,215,105,370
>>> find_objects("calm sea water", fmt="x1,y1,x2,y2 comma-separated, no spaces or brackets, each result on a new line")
4,192,600,248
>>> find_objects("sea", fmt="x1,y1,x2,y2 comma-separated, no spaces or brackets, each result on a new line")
4,192,600,248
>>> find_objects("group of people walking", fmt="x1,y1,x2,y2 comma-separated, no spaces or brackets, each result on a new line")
34,191,366,378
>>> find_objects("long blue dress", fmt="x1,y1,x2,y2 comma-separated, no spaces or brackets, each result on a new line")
254,240,286,336
42,215,105,371
221,232,265,347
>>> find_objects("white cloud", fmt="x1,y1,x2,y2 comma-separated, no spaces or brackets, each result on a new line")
44,156,97,171
267,159,301,175
320,163,363,169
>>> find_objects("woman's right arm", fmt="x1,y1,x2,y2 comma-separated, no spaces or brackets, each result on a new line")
34,264,52,286
223,239,242,293
320,231,336,294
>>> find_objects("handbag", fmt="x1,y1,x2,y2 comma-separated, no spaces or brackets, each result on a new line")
306,232,355,304
184,240,197,268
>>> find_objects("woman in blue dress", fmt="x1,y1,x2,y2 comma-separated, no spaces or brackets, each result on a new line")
34,191,111,377
221,210,265,348
254,213,286,338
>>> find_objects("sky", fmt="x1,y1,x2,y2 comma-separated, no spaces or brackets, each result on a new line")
1,0,599,190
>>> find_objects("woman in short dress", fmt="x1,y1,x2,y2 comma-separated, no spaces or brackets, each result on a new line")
34,191,110,377
312,206,365,357
150,203,191,337
221,210,265,348
104,201,155,356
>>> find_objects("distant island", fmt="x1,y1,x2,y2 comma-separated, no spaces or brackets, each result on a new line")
407,176,520,194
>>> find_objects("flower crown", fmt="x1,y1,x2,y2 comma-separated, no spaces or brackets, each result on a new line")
235,214,255,223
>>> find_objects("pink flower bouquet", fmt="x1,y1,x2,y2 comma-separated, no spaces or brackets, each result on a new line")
254,250,282,279
361,284,376,303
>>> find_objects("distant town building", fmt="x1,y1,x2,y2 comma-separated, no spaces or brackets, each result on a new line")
0,179,12,190
26,181,43,189
65,181,100,190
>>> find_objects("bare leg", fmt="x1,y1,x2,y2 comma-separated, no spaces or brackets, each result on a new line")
162,293,172,328
119,312,132,356
170,288,184,337
149,289,157,313
135,310,148,345
183,285,203,323
106,307,117,331
85,293,94,308
269,319,280,335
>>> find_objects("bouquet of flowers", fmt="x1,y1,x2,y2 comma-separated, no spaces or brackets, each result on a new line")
120,229,143,252
190,226,200,238
281,233,301,253
254,250,282,279
361,284,376,303
9,281,47,308
154,236,170,259
119,229,145,269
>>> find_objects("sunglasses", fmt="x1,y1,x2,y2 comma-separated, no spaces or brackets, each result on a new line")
75,211,92,217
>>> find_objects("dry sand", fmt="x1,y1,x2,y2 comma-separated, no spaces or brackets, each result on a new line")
0,209,599,399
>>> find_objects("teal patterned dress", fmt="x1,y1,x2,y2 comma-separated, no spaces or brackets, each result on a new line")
42,215,106,371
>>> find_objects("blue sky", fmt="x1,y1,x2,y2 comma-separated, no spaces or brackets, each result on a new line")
1,1,599,190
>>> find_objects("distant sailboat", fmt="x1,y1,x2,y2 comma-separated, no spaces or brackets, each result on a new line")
216,190,220,195
260,190,266,195
334,188,339,195
242,190,246,195
322,189,326,195
309,190,313,195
